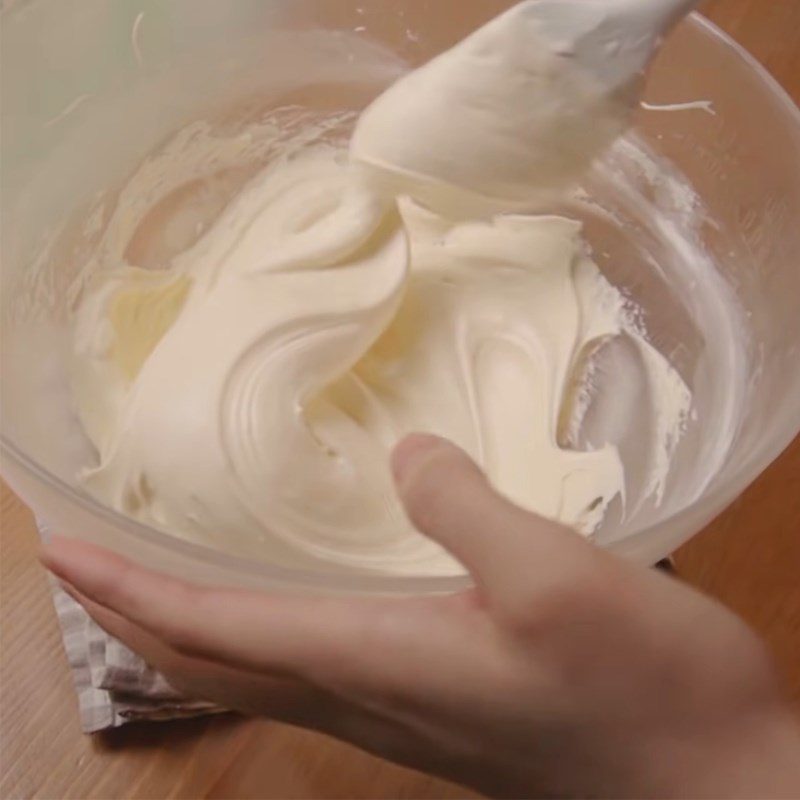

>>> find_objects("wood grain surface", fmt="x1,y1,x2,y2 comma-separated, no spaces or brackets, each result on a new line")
2,2,799,798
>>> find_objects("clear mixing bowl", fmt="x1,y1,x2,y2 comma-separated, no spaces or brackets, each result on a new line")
2,0,799,594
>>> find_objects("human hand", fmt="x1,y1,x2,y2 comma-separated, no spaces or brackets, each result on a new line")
42,435,800,799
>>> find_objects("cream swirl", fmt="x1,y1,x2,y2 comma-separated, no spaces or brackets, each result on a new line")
71,6,691,575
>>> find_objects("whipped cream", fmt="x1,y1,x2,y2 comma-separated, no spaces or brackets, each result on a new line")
70,7,691,575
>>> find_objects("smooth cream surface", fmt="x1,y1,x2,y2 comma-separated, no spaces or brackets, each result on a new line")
71,9,691,575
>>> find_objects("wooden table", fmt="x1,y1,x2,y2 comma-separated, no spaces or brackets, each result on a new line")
2,2,799,798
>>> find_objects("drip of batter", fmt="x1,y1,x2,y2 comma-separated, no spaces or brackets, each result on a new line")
71,6,691,575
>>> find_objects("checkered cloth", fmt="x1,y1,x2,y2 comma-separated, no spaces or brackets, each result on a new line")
41,522,224,732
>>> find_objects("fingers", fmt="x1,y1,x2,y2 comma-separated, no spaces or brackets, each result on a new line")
41,536,417,689
59,580,389,729
60,579,169,664
391,434,594,595
58,578,231,703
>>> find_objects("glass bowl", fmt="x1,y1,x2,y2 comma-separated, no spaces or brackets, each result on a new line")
2,0,799,594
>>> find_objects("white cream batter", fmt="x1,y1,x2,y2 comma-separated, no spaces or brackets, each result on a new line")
70,6,691,576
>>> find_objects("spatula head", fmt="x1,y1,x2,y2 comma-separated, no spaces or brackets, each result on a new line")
517,0,698,91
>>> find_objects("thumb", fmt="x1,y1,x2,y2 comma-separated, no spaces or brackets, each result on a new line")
391,434,587,594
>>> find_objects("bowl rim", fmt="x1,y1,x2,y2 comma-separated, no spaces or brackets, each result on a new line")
2,11,799,594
